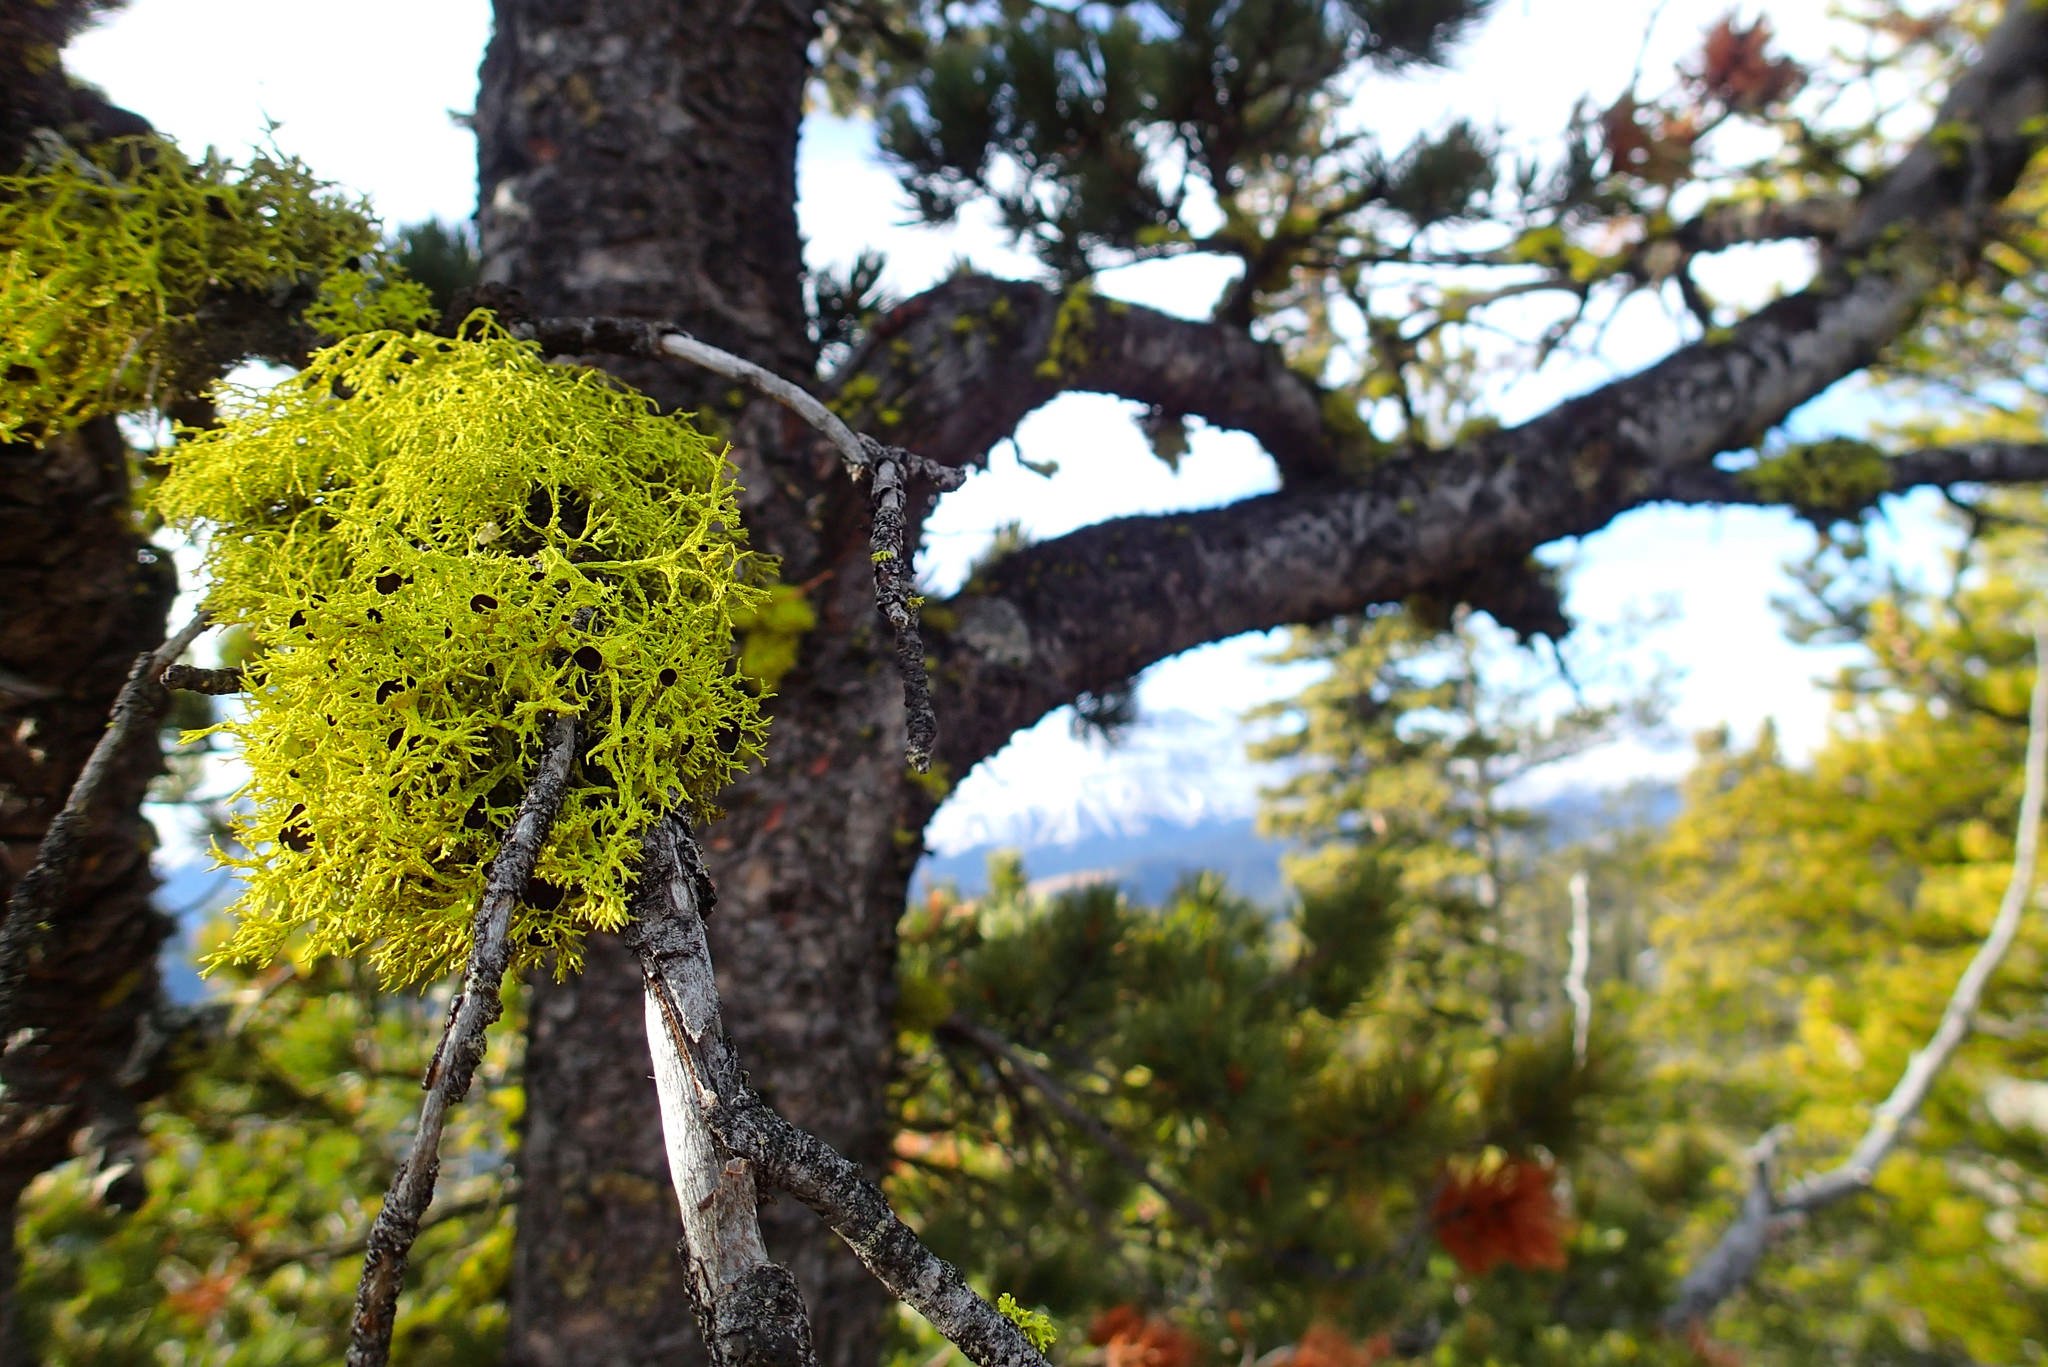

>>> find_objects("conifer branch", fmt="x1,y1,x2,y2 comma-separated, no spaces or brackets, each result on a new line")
0,609,210,1040
1665,620,2048,1330
629,816,1053,1367
345,712,580,1367
940,1013,1217,1232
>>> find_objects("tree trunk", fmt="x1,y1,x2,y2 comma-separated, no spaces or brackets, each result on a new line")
0,414,176,1356
479,7,940,1363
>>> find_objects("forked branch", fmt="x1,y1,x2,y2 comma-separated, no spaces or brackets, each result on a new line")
630,814,1053,1367
1665,620,2048,1330
514,315,957,769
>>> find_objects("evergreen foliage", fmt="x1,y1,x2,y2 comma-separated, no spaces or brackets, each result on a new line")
16,955,516,1364
151,320,767,985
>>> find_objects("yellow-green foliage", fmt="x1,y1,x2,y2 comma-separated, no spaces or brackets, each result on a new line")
0,135,405,443
732,581,817,695
152,318,767,986
1739,438,1891,518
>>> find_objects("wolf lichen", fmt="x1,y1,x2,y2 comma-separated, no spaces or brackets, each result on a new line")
153,318,767,986
1,135,415,443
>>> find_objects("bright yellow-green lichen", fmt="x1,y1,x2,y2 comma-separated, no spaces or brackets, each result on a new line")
152,317,767,987
996,1294,1057,1352
732,582,817,696
1,135,415,444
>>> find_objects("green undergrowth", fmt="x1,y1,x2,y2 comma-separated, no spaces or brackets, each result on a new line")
152,317,767,986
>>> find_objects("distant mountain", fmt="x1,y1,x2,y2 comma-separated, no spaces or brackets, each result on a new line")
915,813,1293,907
913,778,1683,908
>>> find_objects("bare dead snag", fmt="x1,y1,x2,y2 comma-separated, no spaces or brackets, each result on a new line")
0,610,210,1040
1665,621,2048,1331
345,713,580,1367
626,815,818,1367
630,814,1053,1367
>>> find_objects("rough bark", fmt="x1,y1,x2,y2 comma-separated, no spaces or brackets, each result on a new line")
479,6,935,1364
925,3,2048,767
0,404,176,1360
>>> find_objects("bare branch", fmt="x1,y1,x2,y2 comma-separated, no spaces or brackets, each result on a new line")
1665,620,2048,1330
160,662,244,695
1565,870,1593,1069
630,817,1053,1367
513,315,964,492
627,816,817,1367
345,713,580,1367
0,610,210,1038
868,446,939,770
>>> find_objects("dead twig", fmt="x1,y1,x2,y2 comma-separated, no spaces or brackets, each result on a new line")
345,713,580,1367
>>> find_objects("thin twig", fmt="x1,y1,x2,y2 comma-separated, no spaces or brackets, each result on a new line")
631,818,1051,1367
161,663,244,694
867,443,939,770
942,1013,1216,1232
345,713,580,1367
1665,620,2048,1329
514,315,964,491
0,610,211,1038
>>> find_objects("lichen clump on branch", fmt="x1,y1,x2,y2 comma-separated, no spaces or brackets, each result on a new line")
1,134,426,443
152,319,768,986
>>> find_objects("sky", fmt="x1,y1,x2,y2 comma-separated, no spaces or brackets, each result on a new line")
66,0,1965,854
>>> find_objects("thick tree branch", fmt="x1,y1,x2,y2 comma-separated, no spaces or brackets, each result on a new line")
1664,619,2048,1330
630,816,1053,1367
927,5,2048,776
1670,196,1854,255
834,273,1345,482
346,713,579,1367
0,610,208,1040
